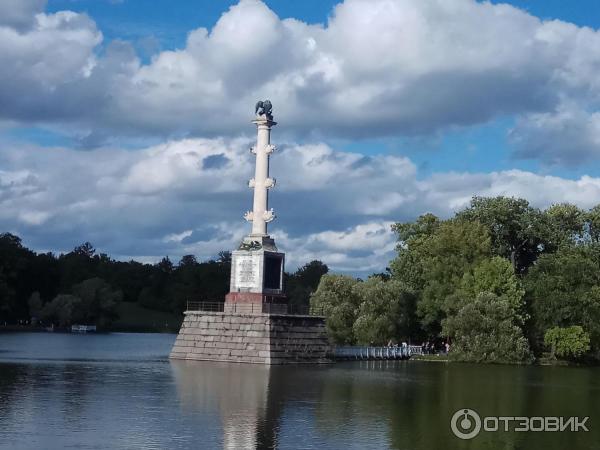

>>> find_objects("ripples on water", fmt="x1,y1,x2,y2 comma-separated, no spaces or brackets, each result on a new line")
1,332,599,450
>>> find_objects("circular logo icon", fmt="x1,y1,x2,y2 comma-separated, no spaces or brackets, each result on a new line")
451,408,482,440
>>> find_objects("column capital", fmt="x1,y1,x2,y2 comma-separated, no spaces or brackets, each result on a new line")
252,117,277,128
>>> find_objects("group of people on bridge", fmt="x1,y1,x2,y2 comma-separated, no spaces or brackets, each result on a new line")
421,340,450,355
383,340,450,355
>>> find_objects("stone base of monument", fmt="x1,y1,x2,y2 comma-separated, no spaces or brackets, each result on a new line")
169,233,332,364
169,310,332,364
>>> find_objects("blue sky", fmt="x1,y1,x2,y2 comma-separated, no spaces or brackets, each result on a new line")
2,0,600,274
45,1,600,42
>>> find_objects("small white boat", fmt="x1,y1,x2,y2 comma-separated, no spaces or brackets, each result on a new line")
71,324,97,333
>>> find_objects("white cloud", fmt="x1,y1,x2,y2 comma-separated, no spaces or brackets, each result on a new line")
277,222,398,273
0,7,102,123
420,169,600,213
510,103,600,166
120,138,246,195
104,0,560,136
1,0,600,165
18,210,51,226
2,138,600,274
163,230,193,243
0,0,46,30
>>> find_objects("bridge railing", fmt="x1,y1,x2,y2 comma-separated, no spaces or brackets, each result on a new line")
186,301,321,316
334,345,423,360
409,345,424,355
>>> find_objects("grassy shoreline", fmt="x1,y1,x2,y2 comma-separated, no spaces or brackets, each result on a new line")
411,354,449,362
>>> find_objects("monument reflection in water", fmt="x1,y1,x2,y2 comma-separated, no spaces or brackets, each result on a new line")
171,361,282,449
170,358,600,450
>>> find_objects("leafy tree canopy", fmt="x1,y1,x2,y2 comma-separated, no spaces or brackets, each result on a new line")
353,278,416,346
311,274,361,344
456,196,551,274
391,217,491,334
525,245,600,352
453,256,526,322
443,292,533,364
544,326,591,360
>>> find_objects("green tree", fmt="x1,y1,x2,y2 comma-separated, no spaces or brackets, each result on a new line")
310,275,360,344
120,260,156,303
217,251,232,265
58,242,100,293
390,213,441,292
0,274,13,319
72,242,96,258
40,294,82,327
391,218,491,334
392,213,441,244
178,255,198,267
168,255,202,312
453,256,526,320
587,205,600,243
443,292,532,364
71,278,122,327
457,196,549,273
0,233,37,321
544,326,590,360
352,278,416,345
295,260,329,289
28,292,43,319
287,260,329,310
525,246,600,352
546,203,585,248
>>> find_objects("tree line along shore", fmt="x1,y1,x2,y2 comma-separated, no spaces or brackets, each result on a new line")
0,236,327,333
2,195,599,365
311,196,600,365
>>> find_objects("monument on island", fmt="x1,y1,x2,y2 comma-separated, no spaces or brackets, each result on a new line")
170,101,331,364
225,100,285,309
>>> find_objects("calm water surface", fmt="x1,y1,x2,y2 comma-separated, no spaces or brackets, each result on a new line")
0,332,599,450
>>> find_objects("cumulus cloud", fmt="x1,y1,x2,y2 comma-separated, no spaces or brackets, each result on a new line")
0,0,600,164
510,104,600,166
0,0,46,30
2,138,600,274
0,6,102,123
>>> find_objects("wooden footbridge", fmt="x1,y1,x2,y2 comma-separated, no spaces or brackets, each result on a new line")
334,345,423,361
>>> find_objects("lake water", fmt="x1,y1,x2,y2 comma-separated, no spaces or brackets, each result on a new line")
0,332,599,450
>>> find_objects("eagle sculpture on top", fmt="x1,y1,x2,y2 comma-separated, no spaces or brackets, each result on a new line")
255,100,273,120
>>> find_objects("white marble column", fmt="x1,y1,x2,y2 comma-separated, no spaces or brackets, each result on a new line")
244,116,277,237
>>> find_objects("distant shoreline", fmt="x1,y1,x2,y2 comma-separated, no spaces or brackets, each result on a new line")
0,325,177,334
